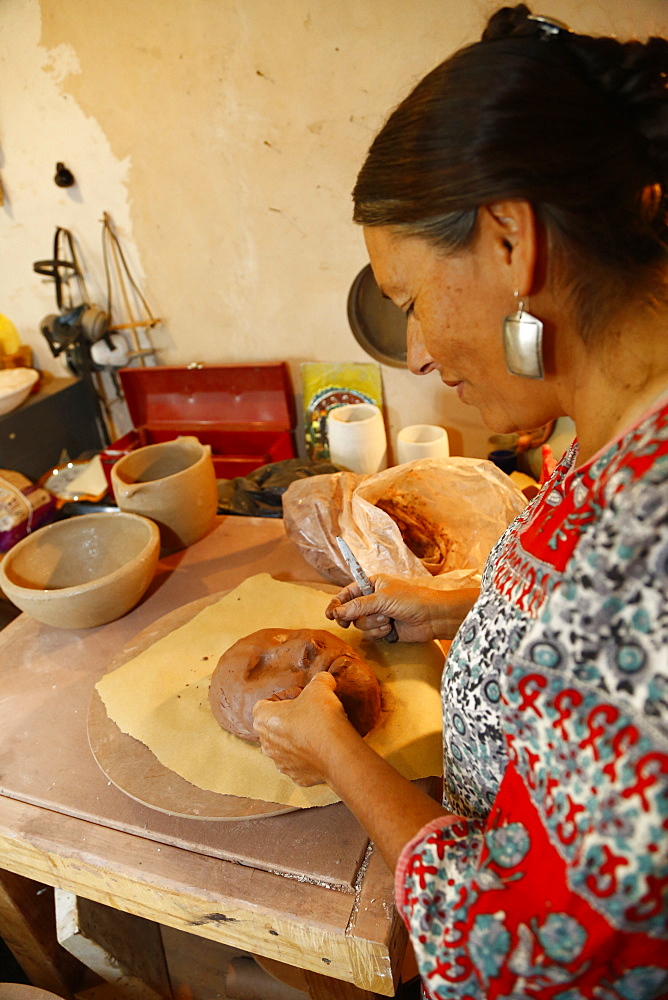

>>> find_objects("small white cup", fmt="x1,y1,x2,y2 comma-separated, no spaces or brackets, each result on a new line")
327,403,387,474
397,424,450,464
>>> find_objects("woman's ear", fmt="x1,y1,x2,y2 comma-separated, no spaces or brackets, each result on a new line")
482,200,540,297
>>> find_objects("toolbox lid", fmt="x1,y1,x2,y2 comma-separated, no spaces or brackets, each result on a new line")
118,363,294,430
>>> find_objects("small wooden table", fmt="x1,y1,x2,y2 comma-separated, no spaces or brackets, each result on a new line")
0,517,410,998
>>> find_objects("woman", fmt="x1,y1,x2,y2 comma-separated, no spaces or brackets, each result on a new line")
254,6,668,997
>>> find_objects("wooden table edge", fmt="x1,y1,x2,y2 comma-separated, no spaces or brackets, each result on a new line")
0,793,403,995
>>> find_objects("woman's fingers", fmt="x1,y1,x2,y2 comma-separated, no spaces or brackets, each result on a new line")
325,583,362,621
325,576,406,632
265,686,303,703
253,672,341,785
327,591,389,628
325,572,473,642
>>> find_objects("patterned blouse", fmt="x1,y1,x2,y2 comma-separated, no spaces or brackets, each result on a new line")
395,399,668,999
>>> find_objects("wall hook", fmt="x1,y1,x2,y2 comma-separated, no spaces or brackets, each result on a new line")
54,162,75,188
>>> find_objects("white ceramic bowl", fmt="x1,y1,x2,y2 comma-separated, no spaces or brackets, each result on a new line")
0,367,39,416
0,512,160,628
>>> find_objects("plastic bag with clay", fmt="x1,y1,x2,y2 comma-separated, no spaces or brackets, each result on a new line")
282,456,528,590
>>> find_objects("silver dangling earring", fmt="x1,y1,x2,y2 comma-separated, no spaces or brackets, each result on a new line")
503,292,544,380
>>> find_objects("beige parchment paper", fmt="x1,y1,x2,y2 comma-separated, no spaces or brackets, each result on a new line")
95,574,445,809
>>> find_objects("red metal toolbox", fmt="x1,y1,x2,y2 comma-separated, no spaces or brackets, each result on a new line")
100,363,295,488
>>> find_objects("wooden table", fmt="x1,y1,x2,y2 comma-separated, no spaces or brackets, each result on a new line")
0,517,411,999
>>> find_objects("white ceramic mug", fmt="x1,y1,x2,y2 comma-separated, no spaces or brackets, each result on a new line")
397,424,450,464
326,403,387,475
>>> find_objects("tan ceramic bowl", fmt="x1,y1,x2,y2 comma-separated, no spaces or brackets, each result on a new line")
0,512,160,629
111,436,218,553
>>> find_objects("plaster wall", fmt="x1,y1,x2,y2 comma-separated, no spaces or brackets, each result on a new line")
0,0,666,457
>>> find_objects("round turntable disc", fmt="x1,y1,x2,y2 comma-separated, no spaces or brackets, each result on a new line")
88,583,337,820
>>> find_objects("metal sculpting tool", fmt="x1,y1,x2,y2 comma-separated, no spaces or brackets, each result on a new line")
335,536,398,643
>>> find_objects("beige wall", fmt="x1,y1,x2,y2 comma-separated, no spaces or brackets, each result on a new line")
1,0,666,458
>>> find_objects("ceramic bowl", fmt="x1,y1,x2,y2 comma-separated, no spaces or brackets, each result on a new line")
111,436,218,552
0,367,39,416
0,512,160,628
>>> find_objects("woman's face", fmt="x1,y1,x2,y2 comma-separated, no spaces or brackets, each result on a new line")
363,223,562,434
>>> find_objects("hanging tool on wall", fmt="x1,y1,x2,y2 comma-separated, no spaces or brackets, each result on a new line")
102,212,159,367
34,227,112,361
33,227,112,444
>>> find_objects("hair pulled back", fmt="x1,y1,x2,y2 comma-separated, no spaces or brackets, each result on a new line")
353,4,668,335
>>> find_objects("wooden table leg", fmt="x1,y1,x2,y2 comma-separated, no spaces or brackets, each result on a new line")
0,870,82,998
55,891,171,999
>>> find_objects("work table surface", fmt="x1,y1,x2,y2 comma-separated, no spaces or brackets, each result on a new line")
0,516,409,998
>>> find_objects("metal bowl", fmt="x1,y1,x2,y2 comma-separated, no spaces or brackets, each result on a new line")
347,264,407,368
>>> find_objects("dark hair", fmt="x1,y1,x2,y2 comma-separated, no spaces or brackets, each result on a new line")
353,4,668,337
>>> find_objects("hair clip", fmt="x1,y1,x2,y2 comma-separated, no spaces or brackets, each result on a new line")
527,14,572,37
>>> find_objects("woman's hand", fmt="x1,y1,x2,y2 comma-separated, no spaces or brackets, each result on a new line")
255,668,461,874
325,574,478,642
252,671,361,786
254,669,455,873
